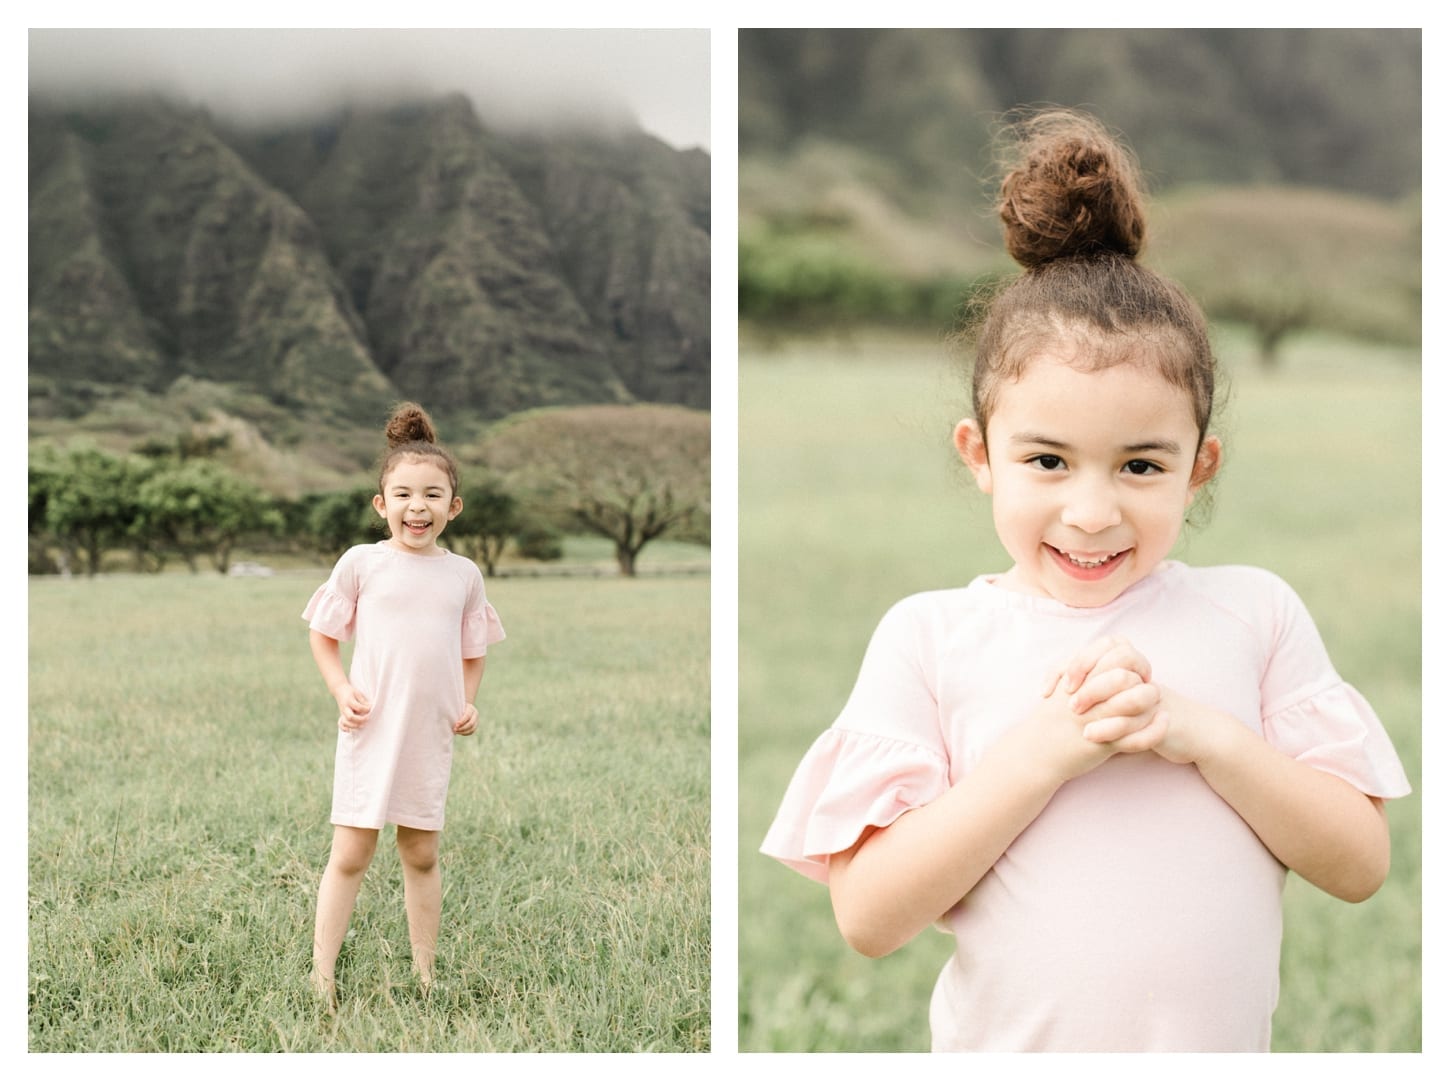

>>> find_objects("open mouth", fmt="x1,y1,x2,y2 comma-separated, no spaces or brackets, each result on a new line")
1049,545,1128,579
404,520,431,535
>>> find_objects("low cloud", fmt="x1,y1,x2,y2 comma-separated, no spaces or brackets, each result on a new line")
28,28,710,150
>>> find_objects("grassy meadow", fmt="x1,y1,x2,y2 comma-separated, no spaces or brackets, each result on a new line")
28,568,709,1051
738,330,1421,1052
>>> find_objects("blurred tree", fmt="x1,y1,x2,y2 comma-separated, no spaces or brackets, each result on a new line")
305,487,382,560
1152,186,1421,366
480,404,709,577
134,460,281,573
449,477,522,576
31,444,151,576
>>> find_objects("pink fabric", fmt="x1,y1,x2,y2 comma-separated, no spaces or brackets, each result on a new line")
303,542,505,830
761,561,1410,1052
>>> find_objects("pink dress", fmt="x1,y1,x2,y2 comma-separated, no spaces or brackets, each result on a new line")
303,542,506,831
761,561,1410,1051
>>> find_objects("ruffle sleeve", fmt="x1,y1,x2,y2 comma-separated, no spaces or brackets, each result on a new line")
1262,678,1411,798
1253,569,1411,799
760,727,950,885
302,583,357,641
301,547,362,641
462,602,506,658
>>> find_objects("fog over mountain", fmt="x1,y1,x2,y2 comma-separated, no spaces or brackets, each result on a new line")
29,28,711,151
28,30,710,486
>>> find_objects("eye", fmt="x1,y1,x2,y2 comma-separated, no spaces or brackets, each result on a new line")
1123,459,1162,476
1029,454,1065,471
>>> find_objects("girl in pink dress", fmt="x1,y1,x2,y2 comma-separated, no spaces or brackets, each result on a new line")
304,402,505,1009
761,110,1410,1051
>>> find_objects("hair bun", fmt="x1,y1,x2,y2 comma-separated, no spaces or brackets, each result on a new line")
385,402,438,447
997,109,1146,268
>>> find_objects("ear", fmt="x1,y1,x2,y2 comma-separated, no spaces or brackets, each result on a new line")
953,419,993,494
372,493,387,519
1188,435,1223,499
448,495,463,520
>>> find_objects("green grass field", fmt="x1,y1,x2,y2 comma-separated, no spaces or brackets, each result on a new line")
29,569,709,1051
738,330,1421,1052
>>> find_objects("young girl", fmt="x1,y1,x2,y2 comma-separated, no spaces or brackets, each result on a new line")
760,110,1410,1052
304,402,505,1008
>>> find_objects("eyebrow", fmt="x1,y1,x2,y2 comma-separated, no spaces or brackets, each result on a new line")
1008,433,1184,456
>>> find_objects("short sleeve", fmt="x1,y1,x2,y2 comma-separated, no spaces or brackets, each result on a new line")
460,563,506,659
302,548,361,641
1258,575,1410,799
760,598,951,884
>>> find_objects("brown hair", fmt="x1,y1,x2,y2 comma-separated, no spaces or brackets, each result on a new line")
965,109,1219,445
377,401,460,495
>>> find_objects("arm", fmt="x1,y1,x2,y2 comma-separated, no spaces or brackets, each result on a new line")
828,674,1163,958
454,656,486,735
1065,637,1391,903
1153,688,1389,902
309,629,370,729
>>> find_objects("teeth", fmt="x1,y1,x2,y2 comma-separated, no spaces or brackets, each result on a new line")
1061,549,1115,568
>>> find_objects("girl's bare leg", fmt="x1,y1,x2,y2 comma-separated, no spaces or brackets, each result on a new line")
396,825,442,989
312,825,379,1009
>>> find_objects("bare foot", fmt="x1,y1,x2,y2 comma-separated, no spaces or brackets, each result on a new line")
310,969,338,1014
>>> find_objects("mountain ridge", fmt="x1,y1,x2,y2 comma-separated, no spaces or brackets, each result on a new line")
28,91,710,470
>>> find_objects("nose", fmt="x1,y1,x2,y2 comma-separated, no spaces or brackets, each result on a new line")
1059,476,1122,534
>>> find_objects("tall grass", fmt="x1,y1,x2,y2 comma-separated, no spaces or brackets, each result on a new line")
29,570,709,1051
738,330,1421,1052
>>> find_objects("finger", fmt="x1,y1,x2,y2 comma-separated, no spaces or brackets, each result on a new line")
1083,715,1140,743
1070,667,1143,714
1084,682,1161,727
1059,635,1128,694
1083,643,1152,689
1107,710,1169,755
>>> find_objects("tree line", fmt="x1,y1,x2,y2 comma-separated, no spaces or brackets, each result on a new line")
29,404,710,579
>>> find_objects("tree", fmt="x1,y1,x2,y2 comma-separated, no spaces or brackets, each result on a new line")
1153,185,1420,367
448,477,521,577
305,487,382,560
31,444,152,576
480,404,709,577
134,460,281,573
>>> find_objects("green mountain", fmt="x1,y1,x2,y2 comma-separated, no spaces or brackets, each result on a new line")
741,29,1420,204
29,92,709,474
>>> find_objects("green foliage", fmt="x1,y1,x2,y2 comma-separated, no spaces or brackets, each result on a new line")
480,405,710,577
31,443,155,575
29,573,709,1050
449,478,522,576
739,222,990,331
133,460,282,574
304,487,382,560
738,337,1419,1051
514,522,565,563
32,444,283,574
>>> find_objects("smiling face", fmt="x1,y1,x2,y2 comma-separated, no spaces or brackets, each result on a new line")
954,351,1221,608
373,456,463,556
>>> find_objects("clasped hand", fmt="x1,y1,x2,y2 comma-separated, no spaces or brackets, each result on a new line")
1028,635,1185,781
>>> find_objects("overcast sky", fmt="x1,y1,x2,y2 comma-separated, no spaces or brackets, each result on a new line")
28,28,711,151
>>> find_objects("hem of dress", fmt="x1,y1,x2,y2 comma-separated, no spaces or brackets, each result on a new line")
331,813,445,832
